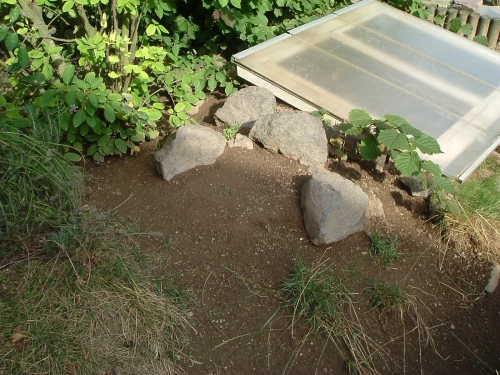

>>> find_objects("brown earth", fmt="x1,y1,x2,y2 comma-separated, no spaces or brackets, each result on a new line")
84,96,500,375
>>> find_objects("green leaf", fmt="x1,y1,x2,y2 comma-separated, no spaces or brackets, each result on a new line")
63,64,75,84
62,1,74,12
104,105,116,122
75,79,90,90
79,123,89,136
378,129,410,151
460,23,473,36
63,152,81,162
73,108,87,127
349,109,372,127
40,89,56,107
87,143,98,155
86,116,97,129
98,134,112,146
174,102,185,112
146,24,157,36
108,54,120,63
107,93,122,101
208,75,217,91
474,35,488,46
449,18,462,33
88,92,99,107
90,77,103,90
445,200,461,214
93,152,104,163
5,33,19,51
225,82,234,96
434,175,457,193
394,151,421,176
148,130,159,139
384,114,409,128
359,135,381,160
421,160,442,176
131,132,145,142
114,138,127,153
17,47,29,69
230,0,241,7
413,134,442,154
9,6,21,23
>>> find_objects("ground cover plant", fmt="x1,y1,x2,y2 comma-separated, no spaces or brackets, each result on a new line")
436,157,500,265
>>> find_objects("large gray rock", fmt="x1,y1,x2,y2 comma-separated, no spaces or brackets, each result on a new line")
249,111,328,167
154,124,226,181
214,86,276,129
301,172,368,245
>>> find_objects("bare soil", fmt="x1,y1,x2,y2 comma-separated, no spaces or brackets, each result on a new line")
84,96,500,375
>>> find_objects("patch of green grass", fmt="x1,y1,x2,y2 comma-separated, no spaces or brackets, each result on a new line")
366,280,408,317
435,157,500,264
279,258,381,375
368,232,402,266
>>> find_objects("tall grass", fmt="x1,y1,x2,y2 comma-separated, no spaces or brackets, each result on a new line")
0,117,81,242
436,157,500,264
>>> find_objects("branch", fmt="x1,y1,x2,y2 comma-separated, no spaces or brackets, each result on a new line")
74,3,96,37
17,0,67,78
112,0,119,35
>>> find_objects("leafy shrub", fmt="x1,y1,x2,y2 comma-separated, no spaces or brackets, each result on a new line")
328,109,459,213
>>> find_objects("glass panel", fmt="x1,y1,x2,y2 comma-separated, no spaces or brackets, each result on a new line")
234,0,500,180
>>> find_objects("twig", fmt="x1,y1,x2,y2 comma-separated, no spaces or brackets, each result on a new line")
201,271,225,337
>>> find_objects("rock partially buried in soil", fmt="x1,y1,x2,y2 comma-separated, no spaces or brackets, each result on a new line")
249,111,328,167
154,124,226,181
301,172,368,245
214,86,276,129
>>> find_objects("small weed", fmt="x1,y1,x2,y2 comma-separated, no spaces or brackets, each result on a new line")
366,280,408,318
163,237,177,250
223,123,240,140
223,185,232,197
368,232,401,265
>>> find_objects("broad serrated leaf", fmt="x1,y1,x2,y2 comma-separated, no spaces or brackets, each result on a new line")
461,23,473,36
359,135,381,160
73,108,87,127
414,134,442,154
384,114,410,128
446,200,461,214
40,89,56,107
474,35,488,46
114,138,127,153
63,152,81,162
394,151,421,176
449,18,462,33
349,109,372,127
98,134,111,146
421,160,442,176
131,132,145,142
107,93,122,101
434,175,457,193
104,105,116,122
378,129,410,151
398,123,422,137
